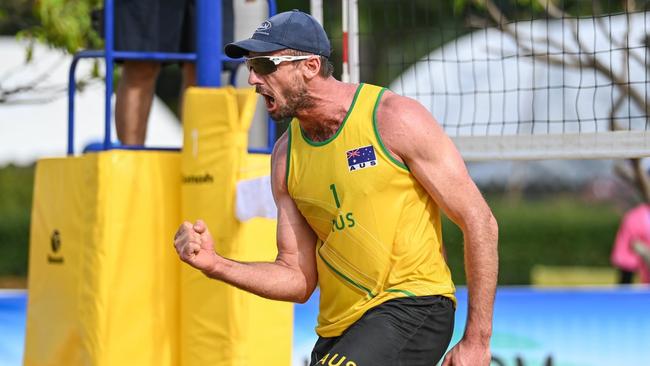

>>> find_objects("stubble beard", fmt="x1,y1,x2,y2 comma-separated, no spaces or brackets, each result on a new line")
270,78,315,122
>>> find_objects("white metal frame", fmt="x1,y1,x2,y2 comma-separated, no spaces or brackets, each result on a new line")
310,0,323,25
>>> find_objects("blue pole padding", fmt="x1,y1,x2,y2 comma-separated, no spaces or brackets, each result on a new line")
104,0,115,150
197,0,222,87
267,0,277,16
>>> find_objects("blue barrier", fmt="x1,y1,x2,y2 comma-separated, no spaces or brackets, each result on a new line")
10,286,643,366
292,287,650,366
0,291,27,366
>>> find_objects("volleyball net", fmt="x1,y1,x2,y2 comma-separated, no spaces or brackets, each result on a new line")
324,0,650,160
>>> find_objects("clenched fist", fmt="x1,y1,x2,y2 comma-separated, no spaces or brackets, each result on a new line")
173,219,218,273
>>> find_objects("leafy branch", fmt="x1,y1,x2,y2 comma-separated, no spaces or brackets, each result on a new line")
1,0,104,104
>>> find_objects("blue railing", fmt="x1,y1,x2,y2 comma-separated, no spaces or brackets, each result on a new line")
68,0,277,155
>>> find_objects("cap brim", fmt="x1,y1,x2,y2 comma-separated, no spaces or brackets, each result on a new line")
224,39,286,59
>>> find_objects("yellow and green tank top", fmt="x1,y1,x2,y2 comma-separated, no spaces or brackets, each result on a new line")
286,83,455,337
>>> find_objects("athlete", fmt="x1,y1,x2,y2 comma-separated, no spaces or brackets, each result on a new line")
174,10,498,366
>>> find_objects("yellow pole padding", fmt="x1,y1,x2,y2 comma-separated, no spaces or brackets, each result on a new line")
24,151,181,366
180,87,292,366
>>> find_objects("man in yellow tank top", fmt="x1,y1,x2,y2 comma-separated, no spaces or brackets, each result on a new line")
174,10,498,366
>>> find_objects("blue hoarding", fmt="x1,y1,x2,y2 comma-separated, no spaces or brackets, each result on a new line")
2,287,649,366
293,287,650,366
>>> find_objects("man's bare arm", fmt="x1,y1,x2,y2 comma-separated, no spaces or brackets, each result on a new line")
376,92,498,365
174,132,319,303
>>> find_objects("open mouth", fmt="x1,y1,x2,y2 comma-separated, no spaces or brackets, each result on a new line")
261,93,276,111
255,86,278,112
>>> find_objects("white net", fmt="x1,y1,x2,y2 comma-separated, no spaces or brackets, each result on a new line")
334,0,650,160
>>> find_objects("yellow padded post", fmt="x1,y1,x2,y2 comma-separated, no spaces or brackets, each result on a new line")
24,151,181,366
180,87,292,366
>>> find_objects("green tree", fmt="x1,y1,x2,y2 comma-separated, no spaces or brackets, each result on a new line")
0,0,103,104
19,0,103,54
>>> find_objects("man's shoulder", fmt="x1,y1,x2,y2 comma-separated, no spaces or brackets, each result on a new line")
375,90,433,131
377,89,401,108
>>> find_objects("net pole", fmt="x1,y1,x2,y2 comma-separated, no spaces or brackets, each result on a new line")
341,0,350,82
349,0,360,83
310,0,323,25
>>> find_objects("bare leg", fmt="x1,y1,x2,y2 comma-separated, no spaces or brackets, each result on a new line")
115,61,161,145
179,62,197,120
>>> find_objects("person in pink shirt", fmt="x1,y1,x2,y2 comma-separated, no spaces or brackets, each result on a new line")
611,203,650,284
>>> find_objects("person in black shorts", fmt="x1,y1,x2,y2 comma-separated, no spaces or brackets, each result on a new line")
310,296,455,366
173,10,498,366
112,0,234,145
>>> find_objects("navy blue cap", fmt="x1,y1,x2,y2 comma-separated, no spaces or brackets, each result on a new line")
225,10,331,58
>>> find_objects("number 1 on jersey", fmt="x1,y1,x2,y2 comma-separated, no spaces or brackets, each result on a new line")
329,184,341,208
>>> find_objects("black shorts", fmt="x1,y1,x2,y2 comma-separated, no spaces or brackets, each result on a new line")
310,295,455,366
113,0,234,53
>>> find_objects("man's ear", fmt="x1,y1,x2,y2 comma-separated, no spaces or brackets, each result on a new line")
302,56,321,80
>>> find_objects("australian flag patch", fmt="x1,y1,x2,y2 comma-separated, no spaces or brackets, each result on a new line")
346,145,378,172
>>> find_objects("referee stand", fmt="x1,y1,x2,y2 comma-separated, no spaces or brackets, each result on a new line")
24,1,291,365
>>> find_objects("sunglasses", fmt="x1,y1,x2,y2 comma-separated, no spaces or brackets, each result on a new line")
245,55,313,75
